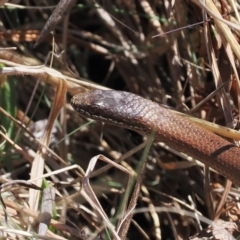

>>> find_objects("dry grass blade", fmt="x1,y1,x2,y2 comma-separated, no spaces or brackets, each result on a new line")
4,196,91,238
0,129,34,163
191,0,240,31
0,105,68,165
118,131,155,239
29,79,67,213
39,188,55,237
0,226,66,240
83,154,132,240
0,63,107,93
35,0,77,47
203,12,233,126
0,180,42,191
206,0,240,61
0,180,42,223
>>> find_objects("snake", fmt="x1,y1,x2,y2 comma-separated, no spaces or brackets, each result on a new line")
71,89,240,185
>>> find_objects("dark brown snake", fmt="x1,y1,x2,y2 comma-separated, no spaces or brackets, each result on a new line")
71,89,240,185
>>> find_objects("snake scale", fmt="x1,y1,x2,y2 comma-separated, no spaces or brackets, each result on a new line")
71,89,240,185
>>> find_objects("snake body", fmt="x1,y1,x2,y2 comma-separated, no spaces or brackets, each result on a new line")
71,90,240,185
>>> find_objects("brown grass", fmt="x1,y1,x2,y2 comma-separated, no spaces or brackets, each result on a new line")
0,0,240,239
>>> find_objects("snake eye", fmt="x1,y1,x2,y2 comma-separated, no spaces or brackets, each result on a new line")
88,104,100,115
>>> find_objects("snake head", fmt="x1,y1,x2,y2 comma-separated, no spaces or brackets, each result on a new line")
71,89,146,131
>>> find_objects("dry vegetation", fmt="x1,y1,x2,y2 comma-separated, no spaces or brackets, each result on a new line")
1,0,240,239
